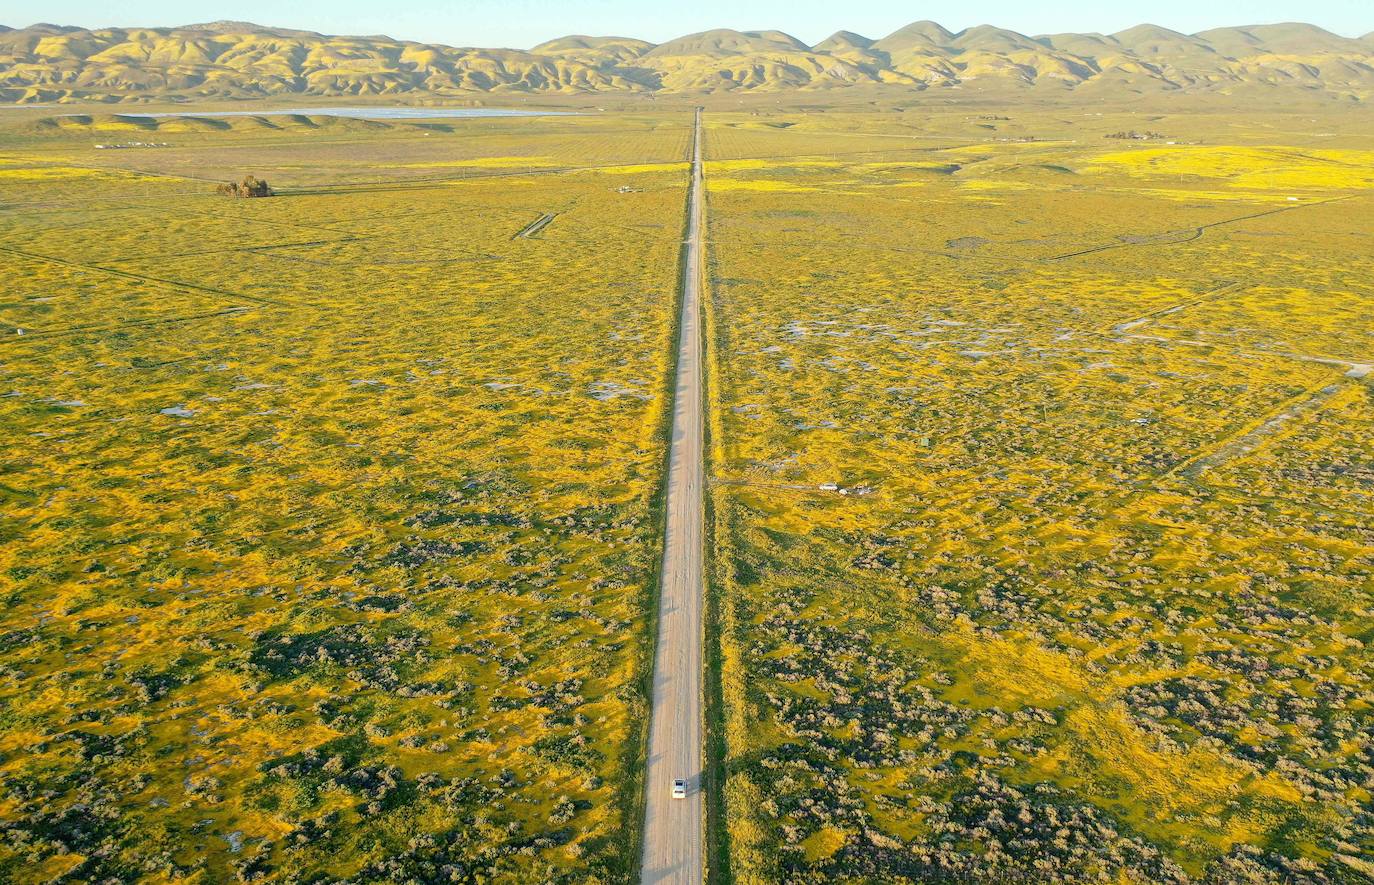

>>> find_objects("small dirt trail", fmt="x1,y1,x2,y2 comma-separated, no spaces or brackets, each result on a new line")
1045,195,1356,262
640,107,705,885
0,244,289,307
514,212,556,239
1165,377,1353,480
1105,281,1249,335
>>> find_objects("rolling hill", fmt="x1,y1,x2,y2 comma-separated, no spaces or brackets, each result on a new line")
1,19,1372,103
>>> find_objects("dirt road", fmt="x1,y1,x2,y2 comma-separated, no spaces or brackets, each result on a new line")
640,108,705,885
514,212,556,239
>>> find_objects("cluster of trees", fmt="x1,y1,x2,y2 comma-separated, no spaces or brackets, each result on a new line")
215,175,273,197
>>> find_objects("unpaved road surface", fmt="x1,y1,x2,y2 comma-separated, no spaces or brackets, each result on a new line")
640,108,705,885
514,212,556,239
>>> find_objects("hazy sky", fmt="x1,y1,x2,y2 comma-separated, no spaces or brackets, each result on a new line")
11,0,1373,48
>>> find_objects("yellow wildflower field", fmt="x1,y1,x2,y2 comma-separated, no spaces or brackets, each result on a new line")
2,99,1371,884
0,112,690,882
701,108,1374,884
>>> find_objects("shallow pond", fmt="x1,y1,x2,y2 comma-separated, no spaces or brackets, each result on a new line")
142,107,580,119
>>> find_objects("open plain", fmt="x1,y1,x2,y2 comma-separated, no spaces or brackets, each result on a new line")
0,38,1372,885
701,104,1374,883
0,110,692,882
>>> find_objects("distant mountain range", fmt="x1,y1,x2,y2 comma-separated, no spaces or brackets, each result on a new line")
3,19,1373,103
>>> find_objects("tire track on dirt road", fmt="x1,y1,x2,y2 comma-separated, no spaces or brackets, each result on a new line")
640,107,706,885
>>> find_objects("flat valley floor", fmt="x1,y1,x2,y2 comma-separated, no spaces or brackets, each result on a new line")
0,100,1372,883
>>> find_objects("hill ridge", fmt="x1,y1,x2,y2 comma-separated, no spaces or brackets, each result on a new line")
2,19,1372,102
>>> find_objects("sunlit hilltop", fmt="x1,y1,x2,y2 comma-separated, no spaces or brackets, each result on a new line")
2,19,1374,102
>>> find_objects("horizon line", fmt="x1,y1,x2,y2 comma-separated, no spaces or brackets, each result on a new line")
3,17,1371,51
